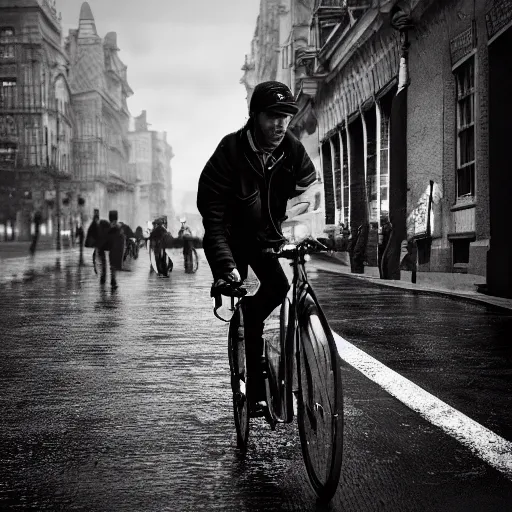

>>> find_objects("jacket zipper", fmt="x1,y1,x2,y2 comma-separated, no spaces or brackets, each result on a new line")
244,148,288,242
267,165,285,242
244,152,264,178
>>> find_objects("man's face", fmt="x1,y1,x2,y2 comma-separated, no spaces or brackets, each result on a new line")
255,111,292,149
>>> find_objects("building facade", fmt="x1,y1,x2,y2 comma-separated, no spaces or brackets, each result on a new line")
66,2,136,227
241,0,325,239
128,110,174,231
244,0,512,297
0,0,73,242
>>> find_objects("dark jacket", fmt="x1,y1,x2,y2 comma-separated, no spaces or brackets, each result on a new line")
197,123,316,279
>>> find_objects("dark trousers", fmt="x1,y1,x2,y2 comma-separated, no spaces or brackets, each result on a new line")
98,249,117,284
233,246,290,381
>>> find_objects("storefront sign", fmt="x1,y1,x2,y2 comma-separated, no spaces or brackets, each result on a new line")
450,26,474,65
486,0,512,40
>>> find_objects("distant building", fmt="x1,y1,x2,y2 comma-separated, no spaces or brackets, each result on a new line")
0,0,73,242
66,2,136,226
128,110,174,230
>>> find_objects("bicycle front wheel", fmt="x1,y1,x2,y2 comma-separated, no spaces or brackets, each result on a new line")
92,249,97,274
227,307,249,450
296,294,343,502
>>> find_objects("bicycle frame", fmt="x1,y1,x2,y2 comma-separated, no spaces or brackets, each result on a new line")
267,244,323,424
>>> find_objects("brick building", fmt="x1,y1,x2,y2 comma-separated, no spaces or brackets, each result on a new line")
244,0,512,297
0,0,73,242
404,0,512,297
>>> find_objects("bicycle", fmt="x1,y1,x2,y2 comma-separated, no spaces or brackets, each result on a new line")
124,237,139,262
183,238,199,274
148,240,173,277
211,217,343,502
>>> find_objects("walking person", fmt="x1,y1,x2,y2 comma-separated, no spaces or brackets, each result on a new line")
29,210,42,256
197,80,316,406
97,210,124,290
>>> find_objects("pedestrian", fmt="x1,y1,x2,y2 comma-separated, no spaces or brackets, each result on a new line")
378,216,393,279
97,210,124,290
134,225,144,245
197,80,316,408
84,209,100,249
149,217,172,276
29,210,42,256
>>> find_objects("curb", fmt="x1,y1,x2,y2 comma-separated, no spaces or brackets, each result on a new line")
310,255,512,313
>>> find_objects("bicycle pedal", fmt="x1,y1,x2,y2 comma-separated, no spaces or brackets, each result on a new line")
249,401,267,418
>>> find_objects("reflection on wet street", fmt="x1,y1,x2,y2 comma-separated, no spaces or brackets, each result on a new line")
0,250,312,512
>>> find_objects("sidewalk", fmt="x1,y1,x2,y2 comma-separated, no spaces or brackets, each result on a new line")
310,252,512,312
0,238,74,259
0,244,84,285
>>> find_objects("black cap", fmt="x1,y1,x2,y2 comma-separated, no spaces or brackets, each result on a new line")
249,81,299,116
108,210,118,222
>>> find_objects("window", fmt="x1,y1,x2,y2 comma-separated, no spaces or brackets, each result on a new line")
455,57,475,199
452,239,471,267
0,143,17,164
0,27,15,60
0,116,16,137
0,78,16,108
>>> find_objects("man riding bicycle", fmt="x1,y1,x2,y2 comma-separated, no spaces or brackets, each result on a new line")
197,80,316,406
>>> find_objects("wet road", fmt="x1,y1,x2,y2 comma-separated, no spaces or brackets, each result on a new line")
0,249,511,511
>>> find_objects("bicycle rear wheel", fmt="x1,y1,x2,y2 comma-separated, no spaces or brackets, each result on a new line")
227,307,249,450
296,293,343,502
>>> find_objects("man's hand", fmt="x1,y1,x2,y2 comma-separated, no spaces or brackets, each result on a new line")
226,268,241,283
211,268,246,298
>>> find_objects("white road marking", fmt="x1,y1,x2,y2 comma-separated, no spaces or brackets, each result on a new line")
333,331,512,479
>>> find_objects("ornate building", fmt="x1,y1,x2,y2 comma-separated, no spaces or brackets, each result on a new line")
0,0,73,242
66,2,136,226
128,110,174,231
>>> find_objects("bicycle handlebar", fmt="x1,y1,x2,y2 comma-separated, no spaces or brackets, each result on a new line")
210,236,328,321
276,236,328,259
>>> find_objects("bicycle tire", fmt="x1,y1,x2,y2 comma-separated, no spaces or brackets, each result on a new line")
191,248,199,272
227,307,249,450
296,293,343,502
184,247,198,273
92,249,97,274
154,248,169,276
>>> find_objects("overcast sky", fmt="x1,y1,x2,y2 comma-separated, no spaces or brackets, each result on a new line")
58,0,260,210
